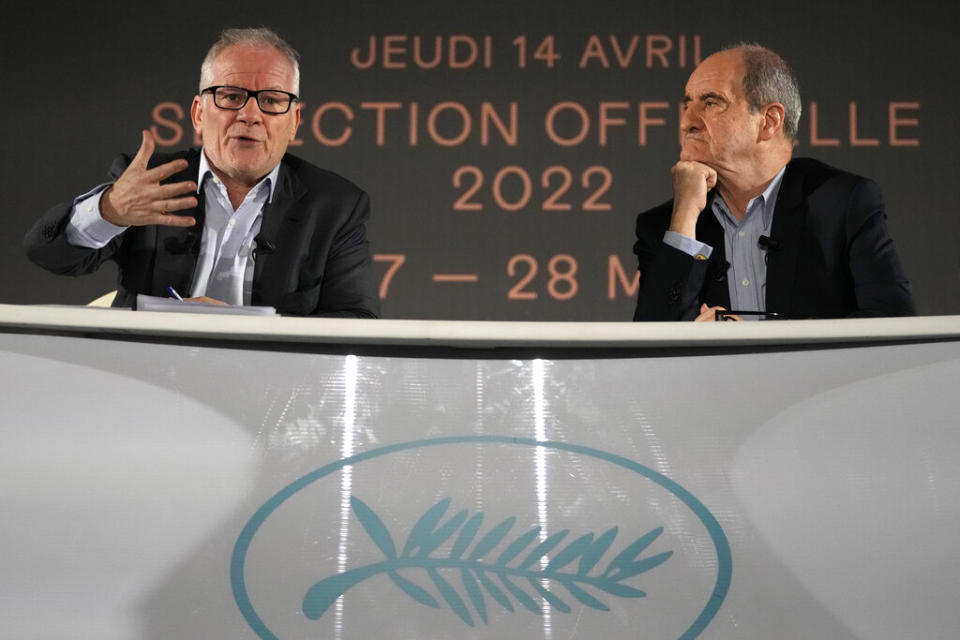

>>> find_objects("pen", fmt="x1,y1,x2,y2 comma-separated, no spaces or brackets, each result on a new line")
166,286,184,301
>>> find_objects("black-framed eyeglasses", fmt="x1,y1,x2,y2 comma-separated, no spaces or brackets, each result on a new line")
715,310,782,321
201,85,298,114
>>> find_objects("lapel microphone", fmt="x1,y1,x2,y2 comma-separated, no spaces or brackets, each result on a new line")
253,234,276,261
758,235,781,251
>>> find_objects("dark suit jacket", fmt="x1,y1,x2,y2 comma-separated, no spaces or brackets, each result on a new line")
25,149,380,318
632,157,915,321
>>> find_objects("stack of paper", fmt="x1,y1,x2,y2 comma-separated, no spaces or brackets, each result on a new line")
136,295,277,316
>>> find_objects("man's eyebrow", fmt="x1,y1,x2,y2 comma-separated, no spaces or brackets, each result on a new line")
699,91,728,104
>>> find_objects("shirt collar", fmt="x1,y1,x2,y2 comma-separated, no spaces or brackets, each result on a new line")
712,164,788,228
757,164,787,228
196,149,282,203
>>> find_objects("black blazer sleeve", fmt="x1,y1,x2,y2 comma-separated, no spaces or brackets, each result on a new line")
23,154,134,277
633,200,727,321
838,178,915,317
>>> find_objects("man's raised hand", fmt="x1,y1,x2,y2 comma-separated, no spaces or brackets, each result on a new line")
100,130,197,227
669,160,717,239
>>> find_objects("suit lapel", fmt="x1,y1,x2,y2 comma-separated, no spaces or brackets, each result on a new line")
698,193,731,308
152,151,204,297
252,160,307,306
766,160,806,317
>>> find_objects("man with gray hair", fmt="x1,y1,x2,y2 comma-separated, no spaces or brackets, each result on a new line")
632,44,914,321
26,27,379,317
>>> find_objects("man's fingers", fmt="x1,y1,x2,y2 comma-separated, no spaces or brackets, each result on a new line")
674,160,715,178
146,157,191,182
155,195,199,214
694,304,724,322
156,180,198,200
109,132,196,228
694,305,742,322
703,166,718,189
130,129,155,169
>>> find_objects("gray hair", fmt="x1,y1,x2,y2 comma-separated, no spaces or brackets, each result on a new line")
199,27,300,95
723,43,801,140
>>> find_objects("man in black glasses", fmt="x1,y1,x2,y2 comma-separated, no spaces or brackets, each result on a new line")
632,44,914,321
26,28,379,317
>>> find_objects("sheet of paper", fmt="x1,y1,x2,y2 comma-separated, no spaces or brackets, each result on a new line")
136,295,277,316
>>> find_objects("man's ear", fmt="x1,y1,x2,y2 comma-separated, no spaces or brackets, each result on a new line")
190,95,203,134
758,102,785,141
289,102,302,142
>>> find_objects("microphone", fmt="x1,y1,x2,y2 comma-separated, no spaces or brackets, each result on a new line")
253,234,276,260
758,235,781,251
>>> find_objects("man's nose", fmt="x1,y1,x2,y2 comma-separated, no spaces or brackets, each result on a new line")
237,95,263,123
680,105,701,132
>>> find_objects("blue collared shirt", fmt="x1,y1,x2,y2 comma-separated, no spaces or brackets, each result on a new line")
66,150,281,306
662,165,786,318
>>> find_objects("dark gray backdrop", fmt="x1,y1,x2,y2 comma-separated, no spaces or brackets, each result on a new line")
4,1,957,320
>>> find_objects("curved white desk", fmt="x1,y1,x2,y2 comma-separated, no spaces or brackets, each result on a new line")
2,305,958,640
3,303,959,347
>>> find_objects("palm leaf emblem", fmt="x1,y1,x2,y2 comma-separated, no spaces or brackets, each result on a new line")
303,496,672,626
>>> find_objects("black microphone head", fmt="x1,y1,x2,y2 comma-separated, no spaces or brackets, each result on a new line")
758,235,781,250
254,234,276,255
